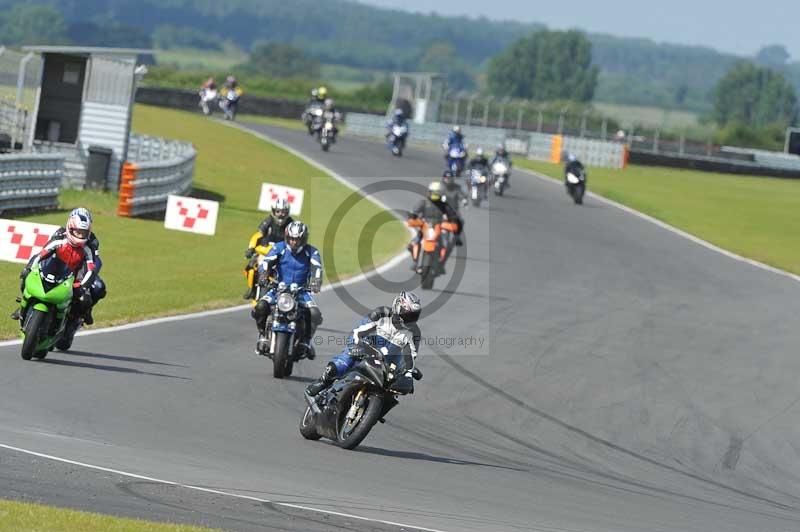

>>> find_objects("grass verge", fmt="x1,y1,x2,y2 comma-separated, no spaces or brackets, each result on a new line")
517,159,800,275
0,499,219,532
0,105,408,339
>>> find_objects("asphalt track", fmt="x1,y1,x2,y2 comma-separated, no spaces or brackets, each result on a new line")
2,123,800,532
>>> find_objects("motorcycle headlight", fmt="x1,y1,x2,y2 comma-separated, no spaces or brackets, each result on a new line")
277,293,296,313
480,175,487,183
426,227,437,240
567,173,580,184
313,109,323,116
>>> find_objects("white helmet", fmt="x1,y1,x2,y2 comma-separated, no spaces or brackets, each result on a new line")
66,207,92,247
272,197,290,222
392,290,421,326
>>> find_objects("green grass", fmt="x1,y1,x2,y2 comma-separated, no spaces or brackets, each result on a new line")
0,105,408,339
517,159,800,275
0,499,220,532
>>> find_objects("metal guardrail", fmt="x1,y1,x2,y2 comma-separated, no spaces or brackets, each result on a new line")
0,152,63,215
118,137,196,217
31,141,86,188
344,113,627,168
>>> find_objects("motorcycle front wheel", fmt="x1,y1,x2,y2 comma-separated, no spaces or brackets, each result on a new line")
272,332,291,378
337,390,383,450
299,406,322,440
21,309,46,360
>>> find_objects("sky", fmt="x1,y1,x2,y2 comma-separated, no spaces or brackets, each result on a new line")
358,0,799,60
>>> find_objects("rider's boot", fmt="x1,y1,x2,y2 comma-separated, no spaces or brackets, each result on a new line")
83,308,94,325
10,308,20,320
306,362,337,397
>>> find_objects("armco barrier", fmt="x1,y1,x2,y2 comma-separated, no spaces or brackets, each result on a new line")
0,152,63,215
117,141,196,217
345,113,628,168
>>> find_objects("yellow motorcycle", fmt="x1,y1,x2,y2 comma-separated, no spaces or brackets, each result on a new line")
243,232,274,305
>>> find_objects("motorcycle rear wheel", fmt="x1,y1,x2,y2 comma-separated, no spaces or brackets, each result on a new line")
337,391,384,450
420,266,434,290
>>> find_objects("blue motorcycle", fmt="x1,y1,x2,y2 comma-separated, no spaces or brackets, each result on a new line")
387,123,408,156
444,143,467,176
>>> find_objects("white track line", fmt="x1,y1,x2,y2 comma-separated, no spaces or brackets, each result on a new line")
0,443,448,532
519,167,800,285
0,123,413,348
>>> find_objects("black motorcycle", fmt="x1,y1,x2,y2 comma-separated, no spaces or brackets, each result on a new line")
300,335,422,450
565,169,587,205
258,281,311,378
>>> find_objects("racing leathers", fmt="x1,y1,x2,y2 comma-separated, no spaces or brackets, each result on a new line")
306,307,421,397
253,240,323,354
386,116,409,146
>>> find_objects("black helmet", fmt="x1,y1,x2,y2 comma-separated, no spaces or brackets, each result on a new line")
392,290,421,326
285,221,308,253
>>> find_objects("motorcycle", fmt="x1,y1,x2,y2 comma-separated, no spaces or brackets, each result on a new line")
491,159,510,196
243,233,273,305
258,281,311,378
220,87,242,121
566,169,586,205
406,217,458,290
300,334,422,450
303,105,324,135
198,88,218,116
444,144,467,176
318,110,337,152
387,123,408,156
468,166,490,207
17,255,81,360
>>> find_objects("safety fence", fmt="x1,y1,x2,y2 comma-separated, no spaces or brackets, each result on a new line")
31,141,86,188
344,112,628,168
117,135,196,217
0,152,63,215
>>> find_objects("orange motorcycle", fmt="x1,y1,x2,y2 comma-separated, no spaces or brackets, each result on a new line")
407,217,459,290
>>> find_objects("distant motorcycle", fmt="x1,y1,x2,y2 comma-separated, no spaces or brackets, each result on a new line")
257,281,312,378
444,144,467,176
468,166,489,207
491,159,510,196
220,87,242,121
387,123,408,156
300,334,422,450
565,169,586,205
303,104,324,135
406,216,458,290
318,110,338,152
198,88,218,116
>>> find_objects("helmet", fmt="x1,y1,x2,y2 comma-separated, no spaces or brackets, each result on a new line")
496,144,506,154
452,125,461,134
391,290,421,326
428,181,443,202
226,75,237,85
562,151,576,163
285,221,309,253
66,207,92,247
317,86,328,99
311,88,318,97
442,170,455,185
393,108,404,118
324,98,334,110
271,197,290,223
475,147,484,157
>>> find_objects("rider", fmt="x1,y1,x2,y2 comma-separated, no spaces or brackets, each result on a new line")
441,171,466,246
408,181,461,273
446,125,464,148
306,291,422,398
490,144,513,188
253,221,322,358
563,151,585,182
323,98,341,139
468,146,490,170
13,208,98,324
243,198,294,300
386,108,409,146
200,77,217,91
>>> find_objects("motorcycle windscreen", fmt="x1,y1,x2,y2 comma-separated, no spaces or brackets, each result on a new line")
363,336,414,394
38,255,73,292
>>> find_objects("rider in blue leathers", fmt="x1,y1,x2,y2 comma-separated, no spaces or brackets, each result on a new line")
306,291,422,397
386,108,409,147
253,221,322,358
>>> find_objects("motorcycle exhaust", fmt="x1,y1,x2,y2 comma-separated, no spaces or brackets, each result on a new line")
304,392,322,415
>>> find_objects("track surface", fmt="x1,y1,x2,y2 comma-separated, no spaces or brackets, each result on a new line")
2,124,800,531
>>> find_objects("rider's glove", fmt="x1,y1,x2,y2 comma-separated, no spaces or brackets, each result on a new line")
350,344,366,359
244,248,255,259
308,279,321,293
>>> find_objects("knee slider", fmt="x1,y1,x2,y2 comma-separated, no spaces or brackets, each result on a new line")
308,306,322,326
92,278,107,301
254,300,270,319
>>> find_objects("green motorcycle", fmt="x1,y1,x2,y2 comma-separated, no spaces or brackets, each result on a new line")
17,255,78,360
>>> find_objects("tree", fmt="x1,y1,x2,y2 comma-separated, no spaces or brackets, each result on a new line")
0,4,67,45
712,61,797,127
487,30,598,102
417,42,475,90
239,41,320,79
755,44,790,69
